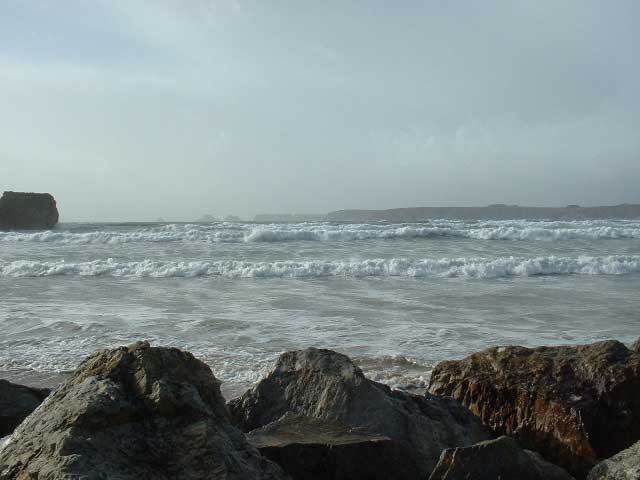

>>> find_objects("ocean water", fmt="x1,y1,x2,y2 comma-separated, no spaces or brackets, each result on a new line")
1,219,639,398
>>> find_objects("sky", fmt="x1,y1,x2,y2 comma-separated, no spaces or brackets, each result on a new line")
1,1,639,221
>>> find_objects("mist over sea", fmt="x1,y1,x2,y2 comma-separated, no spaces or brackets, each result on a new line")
1,219,639,397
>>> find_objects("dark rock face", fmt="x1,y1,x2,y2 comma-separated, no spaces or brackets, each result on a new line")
0,191,59,229
248,415,410,480
0,380,50,437
0,341,288,480
632,338,640,353
228,348,490,478
587,440,640,480
428,340,640,479
429,436,575,480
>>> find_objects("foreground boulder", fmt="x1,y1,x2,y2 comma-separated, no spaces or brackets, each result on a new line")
0,380,50,437
0,341,288,480
429,435,575,480
0,191,59,230
229,348,490,478
587,440,640,480
248,414,408,480
428,340,640,478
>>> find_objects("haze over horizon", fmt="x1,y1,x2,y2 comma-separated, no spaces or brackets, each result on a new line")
1,1,639,222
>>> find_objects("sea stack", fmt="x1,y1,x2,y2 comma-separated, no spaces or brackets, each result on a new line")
0,191,59,229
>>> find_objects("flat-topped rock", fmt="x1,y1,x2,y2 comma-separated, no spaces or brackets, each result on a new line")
248,415,408,480
229,347,490,478
429,436,575,480
587,440,640,480
0,380,50,437
428,340,640,478
0,191,59,230
0,341,287,480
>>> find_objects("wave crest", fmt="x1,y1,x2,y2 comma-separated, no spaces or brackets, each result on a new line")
2,220,640,244
2,255,639,278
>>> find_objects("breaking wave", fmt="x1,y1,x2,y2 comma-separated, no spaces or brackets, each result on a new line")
3,255,639,278
2,220,640,244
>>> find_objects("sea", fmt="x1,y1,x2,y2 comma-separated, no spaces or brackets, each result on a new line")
1,219,639,398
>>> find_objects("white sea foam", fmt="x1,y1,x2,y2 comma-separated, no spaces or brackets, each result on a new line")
2,255,639,278
2,220,640,244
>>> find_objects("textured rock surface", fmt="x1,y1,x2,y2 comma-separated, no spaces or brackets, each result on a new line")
0,341,288,480
632,338,640,353
588,441,640,480
0,380,50,437
0,191,59,229
428,340,640,478
248,414,409,480
429,435,575,480
228,348,490,478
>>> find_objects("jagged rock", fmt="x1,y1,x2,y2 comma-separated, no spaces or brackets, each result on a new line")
587,440,640,480
0,341,288,480
632,338,640,353
228,348,490,478
428,340,640,479
429,435,575,480
247,414,409,480
0,191,59,230
0,380,50,437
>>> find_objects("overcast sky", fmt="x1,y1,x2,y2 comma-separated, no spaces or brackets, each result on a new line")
1,1,639,221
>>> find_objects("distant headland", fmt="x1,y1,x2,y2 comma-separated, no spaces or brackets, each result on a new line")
325,204,640,222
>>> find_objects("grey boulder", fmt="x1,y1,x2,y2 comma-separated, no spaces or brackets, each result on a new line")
429,436,575,480
588,441,640,480
228,347,490,478
0,341,288,480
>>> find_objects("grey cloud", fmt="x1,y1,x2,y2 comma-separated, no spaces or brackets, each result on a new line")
0,1,638,220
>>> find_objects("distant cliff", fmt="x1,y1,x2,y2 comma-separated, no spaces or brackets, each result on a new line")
327,204,640,222
0,191,59,229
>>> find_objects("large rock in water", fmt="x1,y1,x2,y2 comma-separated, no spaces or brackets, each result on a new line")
0,191,59,229
429,436,575,480
587,440,640,480
247,414,409,480
0,380,50,437
0,342,288,480
228,348,490,478
428,340,640,479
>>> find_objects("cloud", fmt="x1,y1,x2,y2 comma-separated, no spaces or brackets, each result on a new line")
0,1,638,220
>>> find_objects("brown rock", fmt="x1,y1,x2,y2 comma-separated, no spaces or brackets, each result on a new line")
631,338,640,353
248,415,410,480
429,436,575,480
228,348,490,478
0,380,50,437
0,341,288,480
428,340,640,479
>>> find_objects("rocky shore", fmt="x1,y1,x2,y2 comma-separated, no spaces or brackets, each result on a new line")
1,339,639,479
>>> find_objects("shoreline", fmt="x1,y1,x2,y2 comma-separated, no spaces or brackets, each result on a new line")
2,338,639,479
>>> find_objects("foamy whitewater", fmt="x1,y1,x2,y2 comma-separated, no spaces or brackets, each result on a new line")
1,219,639,397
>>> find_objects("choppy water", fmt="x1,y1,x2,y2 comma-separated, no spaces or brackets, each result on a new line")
1,220,639,398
